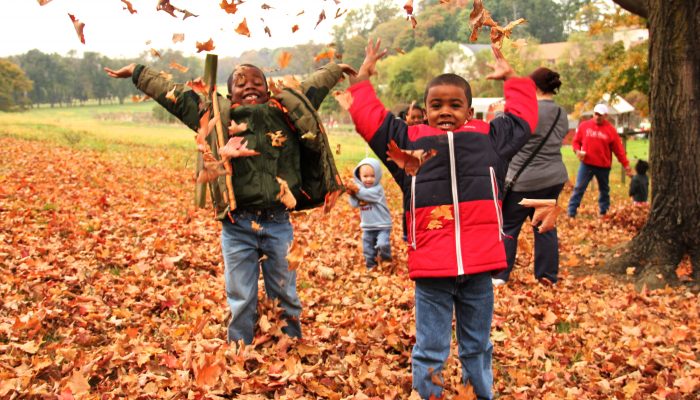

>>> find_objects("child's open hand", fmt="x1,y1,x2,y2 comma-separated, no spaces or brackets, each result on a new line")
349,38,388,85
486,46,516,81
104,63,136,79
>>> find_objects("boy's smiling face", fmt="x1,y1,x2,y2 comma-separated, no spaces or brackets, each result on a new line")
230,66,270,105
426,84,472,131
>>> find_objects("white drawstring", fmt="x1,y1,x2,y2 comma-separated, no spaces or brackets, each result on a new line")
489,166,505,241
410,176,416,250
447,132,464,275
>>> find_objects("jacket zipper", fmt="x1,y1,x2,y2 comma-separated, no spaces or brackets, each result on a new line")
447,131,465,275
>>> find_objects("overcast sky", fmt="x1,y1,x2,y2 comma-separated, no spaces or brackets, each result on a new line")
2,0,404,59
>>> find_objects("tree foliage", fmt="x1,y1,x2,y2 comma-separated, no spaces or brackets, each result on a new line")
0,59,33,111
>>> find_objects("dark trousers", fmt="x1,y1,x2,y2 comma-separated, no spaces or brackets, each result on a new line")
494,183,564,283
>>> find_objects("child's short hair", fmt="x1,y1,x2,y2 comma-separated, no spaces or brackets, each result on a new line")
423,73,472,107
226,64,269,96
635,159,649,175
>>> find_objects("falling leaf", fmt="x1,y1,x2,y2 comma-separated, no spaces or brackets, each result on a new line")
150,48,161,58
431,205,453,220
264,26,271,37
286,240,303,270
235,18,250,37
156,0,178,17
219,136,260,160
121,0,137,14
280,75,301,90
277,51,292,70
386,140,437,176
333,90,352,110
37,0,53,5
291,24,299,33
426,219,443,230
404,0,414,15
68,14,85,44
197,161,227,183
172,33,185,43
131,94,150,102
409,15,417,29
296,10,304,16
267,130,287,147
228,121,248,135
261,3,273,10
315,10,326,29
186,77,209,95
251,221,263,232
195,38,215,53
395,47,406,55
169,61,189,73
276,177,297,209
440,0,452,4
314,48,336,63
219,0,238,14
158,71,173,80
469,0,497,42
491,18,527,49
335,8,347,19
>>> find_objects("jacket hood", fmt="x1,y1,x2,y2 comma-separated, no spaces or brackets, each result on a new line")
353,157,382,187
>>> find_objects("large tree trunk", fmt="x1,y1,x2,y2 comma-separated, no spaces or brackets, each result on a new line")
606,0,700,289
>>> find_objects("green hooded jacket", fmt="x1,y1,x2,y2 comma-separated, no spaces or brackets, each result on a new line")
131,63,344,220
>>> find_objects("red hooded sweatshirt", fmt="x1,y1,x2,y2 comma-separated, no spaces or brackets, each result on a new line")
572,118,629,169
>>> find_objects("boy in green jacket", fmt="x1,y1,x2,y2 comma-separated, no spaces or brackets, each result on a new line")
105,61,355,344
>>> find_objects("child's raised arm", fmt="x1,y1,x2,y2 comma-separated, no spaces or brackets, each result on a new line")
348,39,388,85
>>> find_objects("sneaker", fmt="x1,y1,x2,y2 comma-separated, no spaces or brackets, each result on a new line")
492,278,507,287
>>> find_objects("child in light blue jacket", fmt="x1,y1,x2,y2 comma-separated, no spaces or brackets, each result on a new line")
348,157,393,269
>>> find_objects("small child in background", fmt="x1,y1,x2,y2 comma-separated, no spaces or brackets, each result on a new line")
629,159,649,205
399,103,427,126
347,158,393,269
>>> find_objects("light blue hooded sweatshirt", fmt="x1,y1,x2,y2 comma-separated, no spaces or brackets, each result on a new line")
349,158,393,230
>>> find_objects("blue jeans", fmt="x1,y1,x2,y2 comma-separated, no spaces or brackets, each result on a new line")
412,273,494,399
362,228,392,268
567,163,611,217
494,183,564,283
221,208,302,344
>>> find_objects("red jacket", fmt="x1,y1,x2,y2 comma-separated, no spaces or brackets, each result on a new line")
572,118,629,168
348,78,537,279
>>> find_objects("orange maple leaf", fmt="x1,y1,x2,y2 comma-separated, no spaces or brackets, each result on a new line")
235,18,251,37
286,240,303,271
277,177,297,209
454,382,477,400
195,38,215,53
172,33,185,43
278,51,292,69
193,355,223,387
219,0,238,14
267,130,287,147
314,48,336,63
404,0,414,15
291,24,299,33
186,77,209,95
37,0,53,5
68,14,85,44
228,120,248,135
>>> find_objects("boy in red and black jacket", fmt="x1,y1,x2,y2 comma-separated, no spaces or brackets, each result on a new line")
345,40,536,399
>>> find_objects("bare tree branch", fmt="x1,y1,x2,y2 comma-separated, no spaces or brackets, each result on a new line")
612,0,648,19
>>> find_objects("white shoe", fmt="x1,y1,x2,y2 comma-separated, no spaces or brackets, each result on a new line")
492,278,506,287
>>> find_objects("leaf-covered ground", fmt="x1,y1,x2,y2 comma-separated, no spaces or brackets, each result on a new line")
0,137,697,399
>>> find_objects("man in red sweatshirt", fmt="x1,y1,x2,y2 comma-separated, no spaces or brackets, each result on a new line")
567,104,632,217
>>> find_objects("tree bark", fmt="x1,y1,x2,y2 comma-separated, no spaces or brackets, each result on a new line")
607,0,700,289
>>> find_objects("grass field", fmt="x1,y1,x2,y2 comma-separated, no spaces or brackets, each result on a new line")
0,102,649,192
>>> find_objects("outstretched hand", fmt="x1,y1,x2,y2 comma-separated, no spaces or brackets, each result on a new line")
348,38,388,85
104,63,136,79
486,46,516,81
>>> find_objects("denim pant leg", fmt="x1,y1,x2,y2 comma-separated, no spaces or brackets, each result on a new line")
567,163,595,217
494,191,530,282
455,273,494,400
376,229,392,261
362,230,380,268
259,213,302,339
412,278,455,399
594,168,611,215
221,217,261,344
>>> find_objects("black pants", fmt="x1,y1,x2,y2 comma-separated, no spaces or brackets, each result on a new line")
494,183,565,283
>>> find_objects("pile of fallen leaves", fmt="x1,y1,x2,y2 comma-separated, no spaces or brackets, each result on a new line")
0,137,698,399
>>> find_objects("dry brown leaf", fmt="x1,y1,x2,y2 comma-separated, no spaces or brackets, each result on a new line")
165,87,177,103
404,0,414,15
150,48,161,58
264,26,271,37
276,177,297,209
335,8,347,19
277,51,292,69
291,24,299,33
37,0,53,5
286,240,303,270
172,33,185,43
186,77,209,95
219,137,260,160
267,130,287,147
169,61,189,73
261,3,273,10
386,140,437,176
251,221,263,232
219,0,238,14
68,14,85,44
228,120,248,135
121,0,137,14
315,10,326,29
235,18,251,37
195,38,215,53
